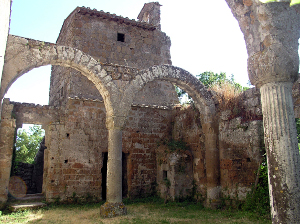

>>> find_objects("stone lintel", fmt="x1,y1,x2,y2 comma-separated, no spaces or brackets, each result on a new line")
100,202,127,218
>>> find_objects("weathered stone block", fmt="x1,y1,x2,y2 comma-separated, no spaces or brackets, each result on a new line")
100,202,127,218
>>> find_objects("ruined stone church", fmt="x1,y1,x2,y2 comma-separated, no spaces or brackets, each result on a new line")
3,1,300,211
3,0,300,222
0,2,264,204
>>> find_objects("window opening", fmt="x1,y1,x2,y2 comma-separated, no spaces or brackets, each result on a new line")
117,33,125,42
163,170,168,180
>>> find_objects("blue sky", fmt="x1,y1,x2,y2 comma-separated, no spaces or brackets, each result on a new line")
5,0,249,105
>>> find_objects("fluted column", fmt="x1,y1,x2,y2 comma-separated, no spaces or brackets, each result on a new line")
225,1,300,222
261,82,300,223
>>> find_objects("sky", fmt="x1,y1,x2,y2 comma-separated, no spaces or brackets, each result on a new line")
5,0,249,105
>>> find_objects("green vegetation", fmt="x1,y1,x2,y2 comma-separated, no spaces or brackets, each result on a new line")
0,198,271,223
15,125,45,164
296,118,300,151
243,152,270,216
196,72,248,92
259,0,300,6
176,71,248,104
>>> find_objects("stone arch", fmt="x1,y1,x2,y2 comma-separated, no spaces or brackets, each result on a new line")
124,65,220,206
125,65,216,121
2,35,119,117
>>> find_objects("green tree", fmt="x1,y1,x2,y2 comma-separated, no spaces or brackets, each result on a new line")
197,71,249,91
196,71,227,87
259,0,300,6
176,71,248,104
15,125,45,164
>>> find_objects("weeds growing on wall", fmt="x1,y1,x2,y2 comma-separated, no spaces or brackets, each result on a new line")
295,118,300,152
210,81,263,122
210,80,242,112
242,149,270,216
156,139,190,166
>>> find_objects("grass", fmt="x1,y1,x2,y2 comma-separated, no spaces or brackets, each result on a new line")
0,198,271,224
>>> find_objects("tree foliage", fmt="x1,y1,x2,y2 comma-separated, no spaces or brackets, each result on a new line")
196,71,249,92
175,71,248,104
196,71,227,87
15,125,45,164
259,0,300,6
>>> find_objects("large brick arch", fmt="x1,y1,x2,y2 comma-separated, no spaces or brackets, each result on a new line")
2,35,118,116
125,65,216,122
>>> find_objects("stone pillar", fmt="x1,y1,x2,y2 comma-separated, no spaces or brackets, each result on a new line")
106,129,123,203
203,122,220,208
225,1,300,223
0,99,15,209
100,116,127,218
261,82,300,223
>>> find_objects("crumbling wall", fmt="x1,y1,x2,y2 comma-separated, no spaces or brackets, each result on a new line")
44,98,107,202
171,105,206,199
138,2,161,29
123,105,173,198
156,145,194,201
219,88,264,200
11,101,60,128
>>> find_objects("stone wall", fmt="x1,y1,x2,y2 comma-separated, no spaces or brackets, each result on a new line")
44,98,107,202
57,7,171,68
13,162,35,194
0,98,15,208
123,105,173,198
11,101,60,129
1,88,266,205
49,6,176,108
44,97,173,201
219,88,264,199
171,105,206,197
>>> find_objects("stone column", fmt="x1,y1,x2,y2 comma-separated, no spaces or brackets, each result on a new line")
100,116,127,218
203,122,220,208
225,1,300,223
106,129,123,203
261,82,300,223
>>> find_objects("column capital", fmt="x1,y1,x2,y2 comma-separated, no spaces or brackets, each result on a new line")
225,0,300,87
248,47,299,88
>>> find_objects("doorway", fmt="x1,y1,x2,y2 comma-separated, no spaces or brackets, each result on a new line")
101,152,129,200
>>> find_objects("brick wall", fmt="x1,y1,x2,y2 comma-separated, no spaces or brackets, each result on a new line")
44,98,173,201
123,105,173,198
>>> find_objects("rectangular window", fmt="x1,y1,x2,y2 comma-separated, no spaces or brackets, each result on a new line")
117,33,125,42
